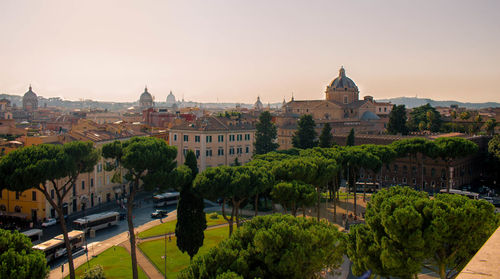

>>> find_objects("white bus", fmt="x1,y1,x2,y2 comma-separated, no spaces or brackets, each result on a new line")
22,229,43,245
73,211,120,233
33,230,84,262
439,189,479,200
153,192,180,207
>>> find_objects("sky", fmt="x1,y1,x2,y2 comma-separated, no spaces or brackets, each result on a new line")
0,0,499,104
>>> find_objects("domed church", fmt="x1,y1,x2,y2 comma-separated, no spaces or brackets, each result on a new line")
22,85,38,111
166,91,176,108
139,86,153,109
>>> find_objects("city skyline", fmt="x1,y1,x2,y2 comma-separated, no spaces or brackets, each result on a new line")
1,0,499,103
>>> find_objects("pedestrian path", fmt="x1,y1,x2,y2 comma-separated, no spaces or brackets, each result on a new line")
120,239,164,279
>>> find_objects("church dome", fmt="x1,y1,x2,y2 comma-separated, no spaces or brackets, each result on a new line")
360,110,380,121
166,91,176,107
328,67,358,90
23,85,38,111
254,96,263,110
139,86,153,109
140,87,153,102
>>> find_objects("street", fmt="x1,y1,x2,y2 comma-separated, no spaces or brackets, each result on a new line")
46,194,176,270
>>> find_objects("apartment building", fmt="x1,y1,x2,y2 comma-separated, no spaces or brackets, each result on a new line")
169,115,257,170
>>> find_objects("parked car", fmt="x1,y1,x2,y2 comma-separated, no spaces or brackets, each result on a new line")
151,209,168,218
41,218,57,228
119,211,127,220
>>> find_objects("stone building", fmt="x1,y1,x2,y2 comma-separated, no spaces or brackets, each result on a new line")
169,115,257,171
138,87,153,110
331,133,490,192
22,85,38,111
276,67,388,149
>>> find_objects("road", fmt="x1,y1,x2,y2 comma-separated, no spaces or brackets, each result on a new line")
46,195,176,270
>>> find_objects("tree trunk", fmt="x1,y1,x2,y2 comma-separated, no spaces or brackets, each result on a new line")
264,195,268,209
254,193,259,217
127,183,139,279
41,188,76,279
221,198,234,236
303,207,306,217
333,179,337,222
271,200,276,213
316,187,321,221
235,200,241,228
439,262,446,279
351,168,358,217
363,173,367,202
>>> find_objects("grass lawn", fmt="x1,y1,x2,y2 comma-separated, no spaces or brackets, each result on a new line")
139,226,229,278
68,246,148,279
138,213,227,239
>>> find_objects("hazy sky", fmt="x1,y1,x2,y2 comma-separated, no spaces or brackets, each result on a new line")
1,0,499,103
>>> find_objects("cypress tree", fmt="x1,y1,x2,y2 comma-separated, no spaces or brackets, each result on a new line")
254,111,279,154
319,123,334,148
346,128,355,146
175,150,207,260
292,114,318,149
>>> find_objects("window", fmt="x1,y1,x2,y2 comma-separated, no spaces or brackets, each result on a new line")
195,149,200,158
174,134,178,141
412,178,417,185
183,135,189,142
72,183,76,196
206,149,212,157
195,135,200,142
218,148,224,156
245,146,249,153
431,168,436,177
106,175,110,185
229,135,235,142
379,108,382,112
183,148,188,156
384,107,387,112
244,134,250,140
90,178,94,187
343,96,348,104
229,147,235,155
206,136,212,143
394,164,398,172
32,191,36,201
81,180,85,190
218,135,224,142
403,177,407,184
97,163,103,172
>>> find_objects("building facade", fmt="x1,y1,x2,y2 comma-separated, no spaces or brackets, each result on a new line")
169,115,257,170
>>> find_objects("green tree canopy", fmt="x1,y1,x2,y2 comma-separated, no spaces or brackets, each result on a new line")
489,135,500,160
254,111,279,154
387,104,409,135
194,165,262,235
408,104,442,132
292,114,317,149
102,137,177,279
0,141,99,279
271,180,316,216
319,123,334,148
347,186,498,279
0,229,49,279
434,137,478,192
483,119,497,135
178,214,345,279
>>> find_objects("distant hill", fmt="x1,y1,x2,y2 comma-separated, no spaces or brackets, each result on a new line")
376,97,500,109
